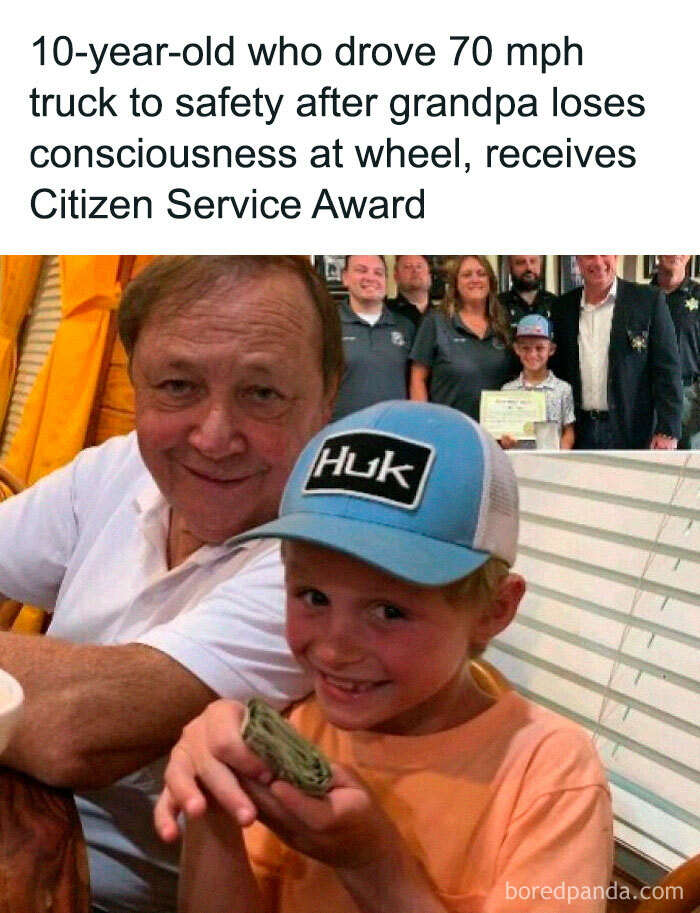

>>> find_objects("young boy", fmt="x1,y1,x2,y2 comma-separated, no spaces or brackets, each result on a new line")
501,314,576,449
155,402,612,913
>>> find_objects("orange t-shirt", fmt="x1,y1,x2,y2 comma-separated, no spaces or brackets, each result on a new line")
245,691,613,913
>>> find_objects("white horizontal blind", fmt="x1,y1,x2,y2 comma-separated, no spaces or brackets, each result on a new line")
489,451,700,873
0,257,61,458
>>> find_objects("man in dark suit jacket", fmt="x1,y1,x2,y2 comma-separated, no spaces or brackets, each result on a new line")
551,256,682,449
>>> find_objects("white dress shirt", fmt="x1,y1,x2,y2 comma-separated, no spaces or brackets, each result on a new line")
579,280,617,411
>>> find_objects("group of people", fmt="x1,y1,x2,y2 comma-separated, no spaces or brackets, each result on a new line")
0,256,617,913
335,253,700,450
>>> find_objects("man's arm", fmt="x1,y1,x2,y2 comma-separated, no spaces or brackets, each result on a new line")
0,633,215,789
409,364,430,401
649,289,683,441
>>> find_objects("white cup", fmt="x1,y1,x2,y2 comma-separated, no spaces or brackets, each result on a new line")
534,421,560,451
0,668,24,754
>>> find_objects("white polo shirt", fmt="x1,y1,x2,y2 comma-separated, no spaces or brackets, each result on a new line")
579,280,617,411
0,432,310,913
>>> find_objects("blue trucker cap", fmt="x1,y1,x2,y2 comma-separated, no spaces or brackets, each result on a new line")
515,314,552,339
233,401,519,586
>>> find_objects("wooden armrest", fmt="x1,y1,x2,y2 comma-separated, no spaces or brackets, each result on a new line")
0,600,23,632
0,767,90,912
0,466,24,497
469,658,513,698
633,852,700,913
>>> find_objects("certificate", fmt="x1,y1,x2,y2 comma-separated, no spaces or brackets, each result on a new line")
480,390,547,440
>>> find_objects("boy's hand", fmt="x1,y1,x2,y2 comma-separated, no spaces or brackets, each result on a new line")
499,434,517,450
154,699,275,842
242,763,402,872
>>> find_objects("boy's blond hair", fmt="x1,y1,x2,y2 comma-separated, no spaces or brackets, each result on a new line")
441,557,511,658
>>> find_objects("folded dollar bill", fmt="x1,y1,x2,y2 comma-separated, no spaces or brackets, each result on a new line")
241,698,332,796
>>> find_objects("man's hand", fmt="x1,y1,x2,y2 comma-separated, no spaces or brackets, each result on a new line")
650,433,678,450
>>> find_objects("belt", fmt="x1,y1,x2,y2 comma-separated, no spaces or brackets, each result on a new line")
581,410,609,421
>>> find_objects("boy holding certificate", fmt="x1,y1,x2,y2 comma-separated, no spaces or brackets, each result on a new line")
501,315,575,450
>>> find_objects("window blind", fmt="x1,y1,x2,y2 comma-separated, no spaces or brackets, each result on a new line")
490,451,700,875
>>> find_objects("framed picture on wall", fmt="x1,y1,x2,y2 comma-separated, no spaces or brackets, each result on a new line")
693,256,700,278
644,256,658,278
558,256,583,294
427,255,461,300
313,255,346,301
498,256,510,293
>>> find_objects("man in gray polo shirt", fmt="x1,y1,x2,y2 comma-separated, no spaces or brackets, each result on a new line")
332,255,416,420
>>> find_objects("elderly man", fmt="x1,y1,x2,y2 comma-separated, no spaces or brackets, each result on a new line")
387,254,433,329
651,255,700,449
333,255,415,420
551,255,682,449
0,256,342,913
499,255,558,336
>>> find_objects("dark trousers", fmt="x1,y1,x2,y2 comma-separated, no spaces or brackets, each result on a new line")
681,381,700,449
576,411,617,449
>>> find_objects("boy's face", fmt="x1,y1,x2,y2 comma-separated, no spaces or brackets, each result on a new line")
284,541,483,736
514,337,554,374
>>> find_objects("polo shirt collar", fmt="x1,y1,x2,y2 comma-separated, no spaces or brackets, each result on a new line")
651,274,693,296
452,311,494,339
131,475,257,568
516,371,555,389
340,299,395,326
133,476,168,527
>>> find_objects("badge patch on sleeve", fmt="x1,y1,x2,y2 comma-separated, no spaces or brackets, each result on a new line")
304,431,434,509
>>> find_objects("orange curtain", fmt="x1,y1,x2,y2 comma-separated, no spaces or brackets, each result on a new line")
0,256,44,428
4,256,122,484
90,255,158,445
3,256,155,634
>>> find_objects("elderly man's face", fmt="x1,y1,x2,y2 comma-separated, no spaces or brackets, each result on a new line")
576,256,618,299
131,272,333,544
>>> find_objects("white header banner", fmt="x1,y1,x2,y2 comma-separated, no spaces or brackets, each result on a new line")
0,0,696,252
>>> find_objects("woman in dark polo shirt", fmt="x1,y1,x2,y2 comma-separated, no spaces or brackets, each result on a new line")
410,255,518,420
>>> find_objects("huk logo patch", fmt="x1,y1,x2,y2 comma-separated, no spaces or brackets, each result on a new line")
305,431,434,509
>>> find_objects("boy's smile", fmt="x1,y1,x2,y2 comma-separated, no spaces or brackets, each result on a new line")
284,542,496,737
514,337,554,379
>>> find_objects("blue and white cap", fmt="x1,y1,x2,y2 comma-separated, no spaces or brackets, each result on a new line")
234,401,519,585
516,314,552,339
